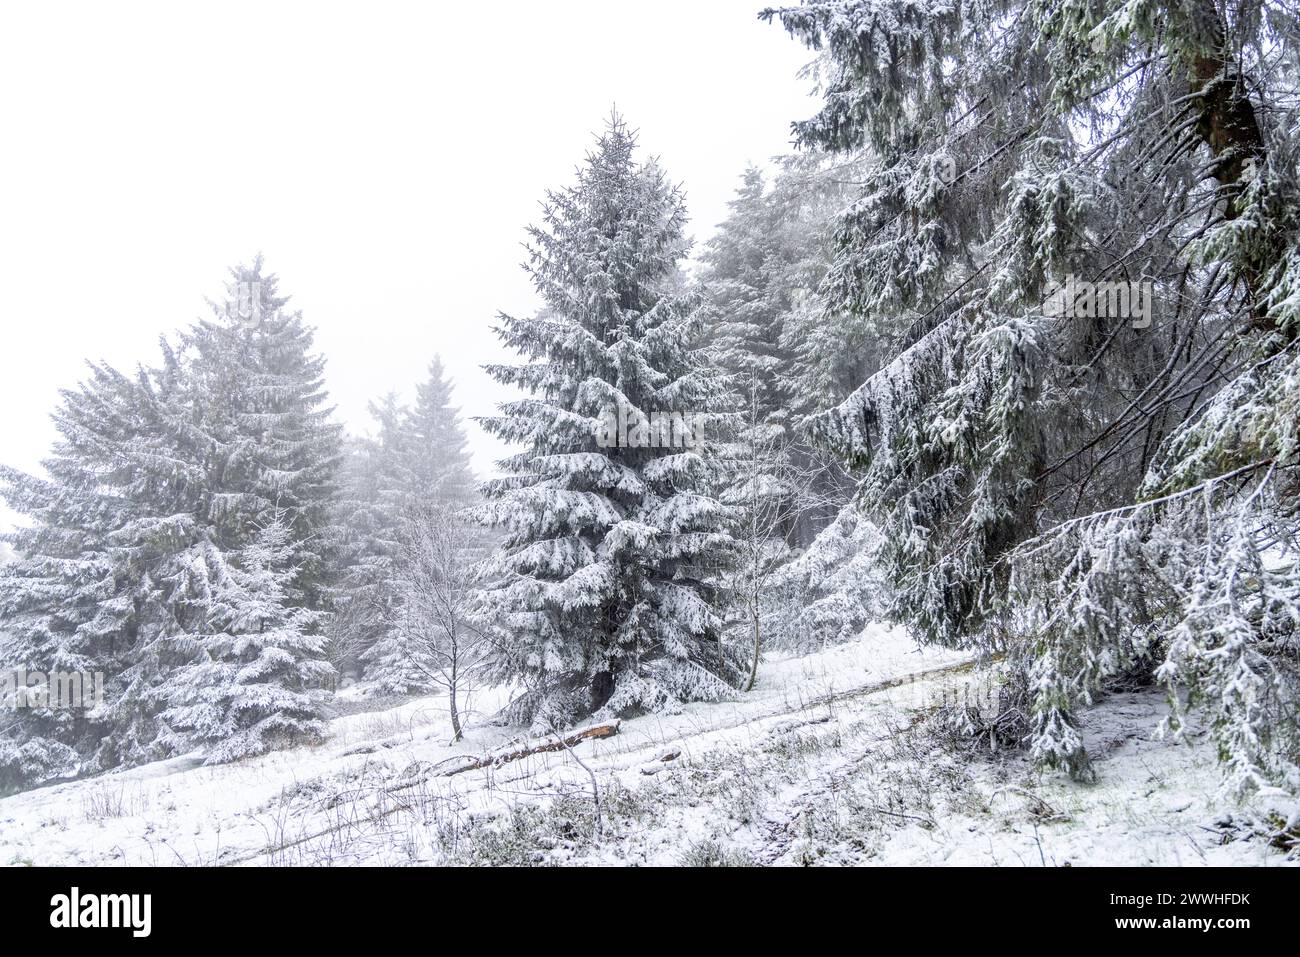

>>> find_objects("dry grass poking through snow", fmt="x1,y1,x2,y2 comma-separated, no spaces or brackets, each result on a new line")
0,627,1295,867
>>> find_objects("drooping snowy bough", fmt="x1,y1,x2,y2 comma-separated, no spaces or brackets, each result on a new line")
768,0,1300,792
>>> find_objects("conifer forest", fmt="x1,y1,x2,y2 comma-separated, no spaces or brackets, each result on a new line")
1,1,1298,886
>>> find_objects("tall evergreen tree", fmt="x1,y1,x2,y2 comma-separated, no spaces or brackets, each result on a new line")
332,359,480,692
476,115,739,729
1,258,344,786
406,357,476,506
766,0,1300,791
0,362,166,790
701,157,861,548
161,261,343,758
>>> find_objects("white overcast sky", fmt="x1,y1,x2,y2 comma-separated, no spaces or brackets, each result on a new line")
0,1,817,528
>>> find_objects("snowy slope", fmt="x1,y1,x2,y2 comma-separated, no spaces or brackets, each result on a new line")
0,625,1293,867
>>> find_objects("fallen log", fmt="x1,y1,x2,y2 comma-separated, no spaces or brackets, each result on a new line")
441,720,621,777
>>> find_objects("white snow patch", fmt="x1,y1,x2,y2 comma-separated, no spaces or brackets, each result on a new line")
0,625,1292,866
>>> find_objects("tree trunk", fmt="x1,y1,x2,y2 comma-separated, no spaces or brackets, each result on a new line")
448,682,462,743
743,602,760,693
1186,5,1270,329
590,670,615,712
442,720,621,777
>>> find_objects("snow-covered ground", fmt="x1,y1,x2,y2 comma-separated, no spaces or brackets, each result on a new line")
1,626,1294,866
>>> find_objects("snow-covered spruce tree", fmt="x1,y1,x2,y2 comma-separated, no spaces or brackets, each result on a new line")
476,115,739,729
700,157,861,547
0,329,269,787
0,361,173,791
347,359,480,693
766,0,1300,788
405,356,477,507
161,260,343,759
164,515,332,762
2,261,344,783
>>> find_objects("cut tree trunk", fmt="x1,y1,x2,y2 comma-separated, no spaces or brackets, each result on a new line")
441,720,621,777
